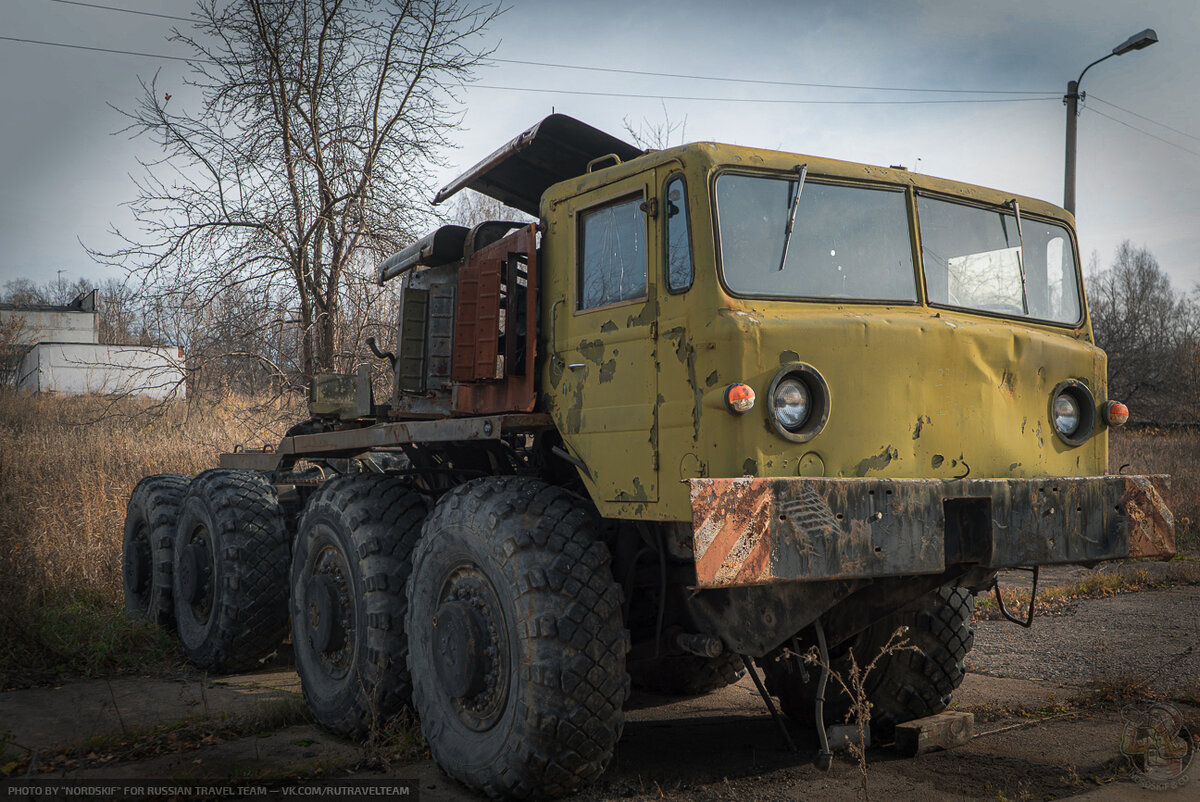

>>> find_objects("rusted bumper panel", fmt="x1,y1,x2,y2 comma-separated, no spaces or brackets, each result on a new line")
689,476,1173,589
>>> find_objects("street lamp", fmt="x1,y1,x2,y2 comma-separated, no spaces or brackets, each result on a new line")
1063,28,1158,215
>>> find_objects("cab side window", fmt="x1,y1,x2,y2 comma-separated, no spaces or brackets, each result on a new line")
665,175,694,292
578,194,647,309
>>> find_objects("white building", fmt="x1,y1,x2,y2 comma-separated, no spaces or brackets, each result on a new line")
0,290,185,400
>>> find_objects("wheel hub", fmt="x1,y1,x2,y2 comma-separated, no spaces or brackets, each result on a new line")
433,600,490,699
178,542,210,604
432,570,509,732
306,573,346,654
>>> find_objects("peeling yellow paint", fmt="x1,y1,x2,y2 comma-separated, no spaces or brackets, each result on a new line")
535,140,1108,522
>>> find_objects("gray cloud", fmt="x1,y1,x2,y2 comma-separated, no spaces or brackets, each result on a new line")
2,0,1196,290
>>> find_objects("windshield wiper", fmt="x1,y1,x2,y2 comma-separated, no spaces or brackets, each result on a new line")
1005,198,1029,315
777,163,808,271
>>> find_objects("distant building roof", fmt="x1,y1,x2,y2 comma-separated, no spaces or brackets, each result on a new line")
0,289,98,314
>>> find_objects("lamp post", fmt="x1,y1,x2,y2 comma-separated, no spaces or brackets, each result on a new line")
1063,28,1158,215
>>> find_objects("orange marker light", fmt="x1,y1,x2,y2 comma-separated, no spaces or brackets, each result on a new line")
725,383,756,414
1104,400,1130,427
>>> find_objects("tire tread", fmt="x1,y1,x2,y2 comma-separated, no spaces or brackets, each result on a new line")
174,469,290,673
123,473,190,626
760,586,975,731
292,474,426,738
408,477,629,800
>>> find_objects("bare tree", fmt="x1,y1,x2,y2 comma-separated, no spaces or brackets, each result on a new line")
96,279,143,345
622,102,688,150
1,277,93,308
1088,241,1200,421
94,0,500,390
447,188,532,228
0,314,28,390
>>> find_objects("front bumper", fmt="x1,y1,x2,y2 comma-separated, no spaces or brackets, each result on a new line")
688,475,1173,589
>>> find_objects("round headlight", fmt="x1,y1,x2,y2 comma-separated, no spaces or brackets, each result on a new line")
1053,393,1080,436
772,378,811,430
767,363,830,443
1049,380,1097,446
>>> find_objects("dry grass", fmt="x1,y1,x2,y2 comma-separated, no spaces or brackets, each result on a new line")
804,627,915,801
1110,429,1200,553
0,391,301,688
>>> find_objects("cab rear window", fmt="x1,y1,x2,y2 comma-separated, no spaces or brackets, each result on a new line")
577,194,647,309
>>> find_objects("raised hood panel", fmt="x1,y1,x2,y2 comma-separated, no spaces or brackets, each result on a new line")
433,114,643,215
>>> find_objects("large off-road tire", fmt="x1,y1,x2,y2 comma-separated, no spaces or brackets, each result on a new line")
628,653,746,696
865,586,975,728
122,474,190,626
291,475,427,738
406,477,630,800
761,586,975,733
171,469,291,673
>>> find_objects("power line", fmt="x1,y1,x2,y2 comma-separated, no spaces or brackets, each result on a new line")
1085,106,1200,160
40,0,1059,98
471,83,1058,106
0,33,200,62
490,57,1057,96
47,0,193,23
1089,95,1200,144
0,34,1061,106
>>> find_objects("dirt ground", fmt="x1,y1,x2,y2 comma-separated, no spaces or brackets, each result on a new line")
2,578,1197,801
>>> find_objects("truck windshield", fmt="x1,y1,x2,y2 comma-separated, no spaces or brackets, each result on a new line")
715,173,917,302
918,195,1082,325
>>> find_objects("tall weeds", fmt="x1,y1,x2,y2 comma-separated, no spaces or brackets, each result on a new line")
0,392,299,687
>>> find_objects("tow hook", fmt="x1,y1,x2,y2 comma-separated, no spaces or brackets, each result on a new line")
991,566,1040,628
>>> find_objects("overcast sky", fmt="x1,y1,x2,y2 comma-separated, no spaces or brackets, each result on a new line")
2,0,1198,295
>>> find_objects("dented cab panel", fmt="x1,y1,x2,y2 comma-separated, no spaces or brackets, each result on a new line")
692,305,1108,489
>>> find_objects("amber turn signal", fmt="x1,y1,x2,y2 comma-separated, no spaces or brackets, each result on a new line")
725,383,756,414
1104,400,1130,427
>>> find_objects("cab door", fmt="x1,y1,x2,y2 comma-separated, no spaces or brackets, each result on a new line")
556,172,659,504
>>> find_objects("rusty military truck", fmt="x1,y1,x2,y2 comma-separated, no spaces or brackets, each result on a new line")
122,114,1174,798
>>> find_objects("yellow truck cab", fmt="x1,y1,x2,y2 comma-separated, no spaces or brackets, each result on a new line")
532,133,1169,589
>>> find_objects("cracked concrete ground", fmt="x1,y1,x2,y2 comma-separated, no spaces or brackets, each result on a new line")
2,585,1197,800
